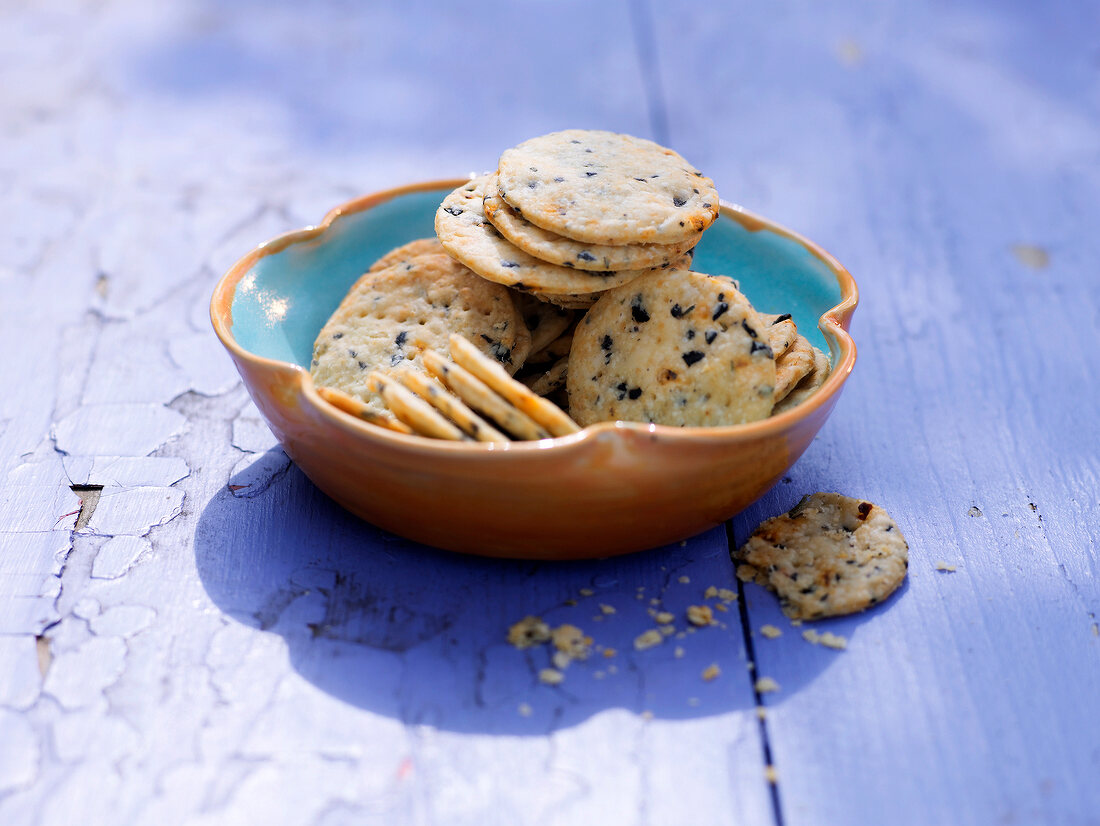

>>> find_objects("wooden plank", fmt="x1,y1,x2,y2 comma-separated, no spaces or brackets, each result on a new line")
0,2,778,824
645,1,1100,823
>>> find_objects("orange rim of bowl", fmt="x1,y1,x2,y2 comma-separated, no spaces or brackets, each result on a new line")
211,179,858,456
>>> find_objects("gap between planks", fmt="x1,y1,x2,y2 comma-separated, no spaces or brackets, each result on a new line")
727,519,786,826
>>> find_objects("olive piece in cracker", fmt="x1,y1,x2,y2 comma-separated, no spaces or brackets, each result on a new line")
734,493,908,620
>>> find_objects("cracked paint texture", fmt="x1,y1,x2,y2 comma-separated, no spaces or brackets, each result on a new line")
2,1,1099,825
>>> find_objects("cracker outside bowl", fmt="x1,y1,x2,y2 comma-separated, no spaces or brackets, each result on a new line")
211,180,858,559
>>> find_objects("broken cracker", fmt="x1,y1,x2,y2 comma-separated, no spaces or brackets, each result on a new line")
734,492,908,620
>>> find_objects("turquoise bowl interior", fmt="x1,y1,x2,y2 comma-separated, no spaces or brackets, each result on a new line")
230,186,843,369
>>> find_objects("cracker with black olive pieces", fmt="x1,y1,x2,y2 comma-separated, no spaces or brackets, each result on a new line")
760,313,798,359
394,368,509,443
521,356,568,397
773,334,816,402
315,386,413,434
527,251,695,311
734,493,908,620
496,129,720,245
366,371,467,441
367,237,443,272
567,269,777,427
309,252,531,406
483,173,698,271
436,176,666,296
510,291,576,355
772,346,830,414
422,350,551,441
449,334,579,437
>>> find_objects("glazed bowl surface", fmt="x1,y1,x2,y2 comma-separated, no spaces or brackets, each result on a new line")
211,180,857,559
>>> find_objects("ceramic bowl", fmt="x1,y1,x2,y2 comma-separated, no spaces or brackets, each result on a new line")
211,180,857,559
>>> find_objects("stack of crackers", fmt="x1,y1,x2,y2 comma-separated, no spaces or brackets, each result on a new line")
309,129,831,439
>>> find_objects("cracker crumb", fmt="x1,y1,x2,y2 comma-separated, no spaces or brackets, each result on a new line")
602,647,617,658
802,629,847,650
686,605,714,627
659,624,676,637
655,611,675,624
507,616,551,649
539,668,564,685
705,586,719,599
634,629,664,651
552,650,572,670
518,702,533,717
678,575,691,584
641,709,654,720
755,706,767,720
564,599,577,606
717,588,738,602
635,593,645,600
934,560,957,572
765,765,778,784
599,603,616,615
701,663,721,681
552,624,592,661
713,603,729,612
649,598,661,606
594,670,606,680
607,664,618,674
755,676,780,693
674,646,685,659
579,587,594,597
790,618,803,627
760,624,782,639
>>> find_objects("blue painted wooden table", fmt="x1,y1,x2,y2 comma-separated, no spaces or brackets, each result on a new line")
2,1,1097,824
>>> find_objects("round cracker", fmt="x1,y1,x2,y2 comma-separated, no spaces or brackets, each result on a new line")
496,130,719,245
734,493,908,620
394,367,509,443
773,334,816,402
483,174,698,271
521,357,568,397
368,237,443,272
773,346,830,414
760,313,798,358
527,250,695,311
435,176,664,296
510,291,576,354
423,350,550,441
315,386,413,434
366,371,467,441
449,334,579,437
567,269,777,427
310,252,530,405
